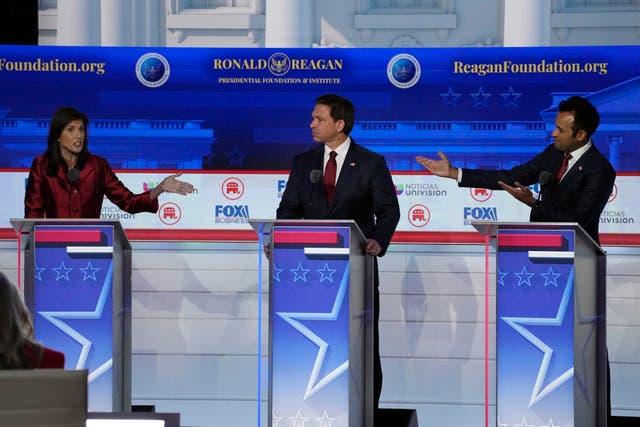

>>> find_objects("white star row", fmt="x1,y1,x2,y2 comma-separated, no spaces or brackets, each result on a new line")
273,410,336,427
497,265,564,288
273,262,338,284
35,260,101,282
498,416,561,427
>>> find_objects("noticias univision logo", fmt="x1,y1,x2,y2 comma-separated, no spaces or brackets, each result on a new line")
136,52,170,88
387,53,421,89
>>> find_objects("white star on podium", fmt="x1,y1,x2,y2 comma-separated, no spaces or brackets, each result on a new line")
515,265,535,287
501,268,575,407
315,410,336,427
52,260,73,282
276,265,350,400
290,262,311,283
39,264,114,383
541,266,561,287
272,411,283,427
289,410,309,427
80,261,100,281
34,262,46,281
317,262,337,283
515,417,534,427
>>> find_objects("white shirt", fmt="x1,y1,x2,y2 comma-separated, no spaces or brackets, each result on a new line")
560,141,591,180
324,137,351,185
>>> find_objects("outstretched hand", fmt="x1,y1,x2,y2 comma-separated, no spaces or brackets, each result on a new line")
416,151,456,179
498,181,536,207
161,172,195,195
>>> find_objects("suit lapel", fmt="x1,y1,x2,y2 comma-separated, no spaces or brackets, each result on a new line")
332,143,359,209
554,145,594,197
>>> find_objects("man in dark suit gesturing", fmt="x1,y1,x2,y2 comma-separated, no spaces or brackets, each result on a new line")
416,95,615,244
416,95,615,423
277,94,400,418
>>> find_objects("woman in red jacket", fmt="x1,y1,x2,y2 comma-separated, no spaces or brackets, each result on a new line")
24,106,194,218
0,272,65,369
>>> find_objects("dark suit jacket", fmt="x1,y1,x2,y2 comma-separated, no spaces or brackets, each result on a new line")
460,143,616,244
277,140,400,255
25,153,158,218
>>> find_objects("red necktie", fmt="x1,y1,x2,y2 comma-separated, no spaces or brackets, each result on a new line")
324,151,337,205
554,152,572,183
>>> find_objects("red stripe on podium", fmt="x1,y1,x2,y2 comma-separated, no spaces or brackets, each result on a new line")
35,229,103,243
498,233,563,248
274,231,339,245
2,228,639,245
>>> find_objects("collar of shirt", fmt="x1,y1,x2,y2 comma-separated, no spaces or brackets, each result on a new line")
566,140,592,172
324,137,351,178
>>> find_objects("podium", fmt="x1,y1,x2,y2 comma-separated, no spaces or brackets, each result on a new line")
472,221,607,427
250,219,374,427
11,218,132,413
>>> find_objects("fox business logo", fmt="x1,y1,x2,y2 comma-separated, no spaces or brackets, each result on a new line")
277,180,287,198
212,52,343,77
463,206,498,225
215,205,250,224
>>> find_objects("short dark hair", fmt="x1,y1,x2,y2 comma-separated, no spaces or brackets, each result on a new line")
557,96,600,140
45,106,90,177
315,94,355,136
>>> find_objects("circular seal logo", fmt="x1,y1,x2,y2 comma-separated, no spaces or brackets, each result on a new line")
387,53,421,89
470,187,493,202
222,177,245,201
158,202,182,226
136,53,170,88
608,183,618,203
268,52,291,76
408,204,431,228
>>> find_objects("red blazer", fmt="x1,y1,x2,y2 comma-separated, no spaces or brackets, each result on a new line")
25,153,158,218
23,343,66,369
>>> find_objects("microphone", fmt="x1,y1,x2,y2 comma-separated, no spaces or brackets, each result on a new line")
67,167,79,182
537,171,552,202
310,169,322,184
539,171,552,186
309,169,322,206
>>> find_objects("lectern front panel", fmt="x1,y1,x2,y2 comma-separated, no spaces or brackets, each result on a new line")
270,224,358,427
496,227,599,427
31,224,116,412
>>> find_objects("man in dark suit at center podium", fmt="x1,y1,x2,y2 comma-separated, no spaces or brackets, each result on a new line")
277,93,400,421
